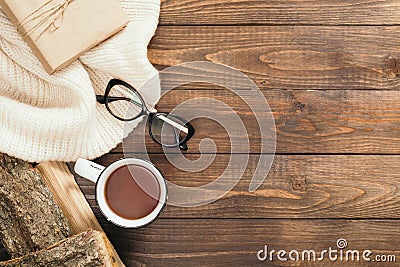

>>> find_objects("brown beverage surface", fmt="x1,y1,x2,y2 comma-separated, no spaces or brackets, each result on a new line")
105,164,161,220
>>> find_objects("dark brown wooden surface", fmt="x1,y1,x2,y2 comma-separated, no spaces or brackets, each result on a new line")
100,219,399,266
116,89,400,154
82,154,400,219
149,26,400,90
76,1,400,266
159,0,400,25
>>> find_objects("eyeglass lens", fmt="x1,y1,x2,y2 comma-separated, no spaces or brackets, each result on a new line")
150,113,188,147
107,83,144,121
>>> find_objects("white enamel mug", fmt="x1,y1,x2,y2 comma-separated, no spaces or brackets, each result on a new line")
74,158,167,228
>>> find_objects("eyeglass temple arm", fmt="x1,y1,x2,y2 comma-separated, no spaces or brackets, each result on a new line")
96,95,142,108
96,95,106,104
157,115,188,134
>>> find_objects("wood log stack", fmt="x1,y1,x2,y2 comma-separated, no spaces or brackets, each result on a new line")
0,153,118,266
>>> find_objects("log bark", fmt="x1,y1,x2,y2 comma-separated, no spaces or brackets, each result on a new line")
0,229,117,266
0,154,72,258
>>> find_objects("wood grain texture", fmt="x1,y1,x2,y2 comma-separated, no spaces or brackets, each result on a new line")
160,0,400,25
149,26,400,90
97,218,400,266
115,89,400,154
69,154,400,219
75,3,400,266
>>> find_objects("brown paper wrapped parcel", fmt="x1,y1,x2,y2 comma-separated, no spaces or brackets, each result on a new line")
0,0,129,74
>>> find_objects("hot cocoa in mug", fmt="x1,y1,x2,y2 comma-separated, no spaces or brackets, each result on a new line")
74,158,167,228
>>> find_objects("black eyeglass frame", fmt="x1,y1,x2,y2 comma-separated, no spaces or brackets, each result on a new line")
96,79,195,150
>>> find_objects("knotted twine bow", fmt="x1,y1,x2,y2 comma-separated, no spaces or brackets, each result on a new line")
16,0,74,40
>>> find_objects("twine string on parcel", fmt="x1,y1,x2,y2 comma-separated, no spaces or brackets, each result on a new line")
17,0,74,40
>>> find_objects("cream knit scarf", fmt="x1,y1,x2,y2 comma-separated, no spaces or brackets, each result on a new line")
0,0,161,162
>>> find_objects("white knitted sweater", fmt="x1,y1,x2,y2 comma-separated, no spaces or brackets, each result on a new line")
0,0,160,162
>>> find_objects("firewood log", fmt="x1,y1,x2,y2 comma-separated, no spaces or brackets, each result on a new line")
0,154,72,258
0,229,117,266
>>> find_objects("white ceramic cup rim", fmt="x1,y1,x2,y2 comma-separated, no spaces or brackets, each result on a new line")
75,158,167,228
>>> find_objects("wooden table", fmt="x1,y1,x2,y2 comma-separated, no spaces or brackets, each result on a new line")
76,1,400,266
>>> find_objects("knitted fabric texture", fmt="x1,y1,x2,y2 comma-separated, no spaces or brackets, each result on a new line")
0,0,160,162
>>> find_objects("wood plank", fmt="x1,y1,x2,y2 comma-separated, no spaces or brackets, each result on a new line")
97,218,400,266
160,0,400,26
72,154,400,219
115,89,400,154
149,26,400,90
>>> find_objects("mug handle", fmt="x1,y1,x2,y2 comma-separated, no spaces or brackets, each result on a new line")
74,158,105,183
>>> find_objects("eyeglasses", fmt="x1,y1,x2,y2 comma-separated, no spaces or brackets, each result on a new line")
96,79,195,150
